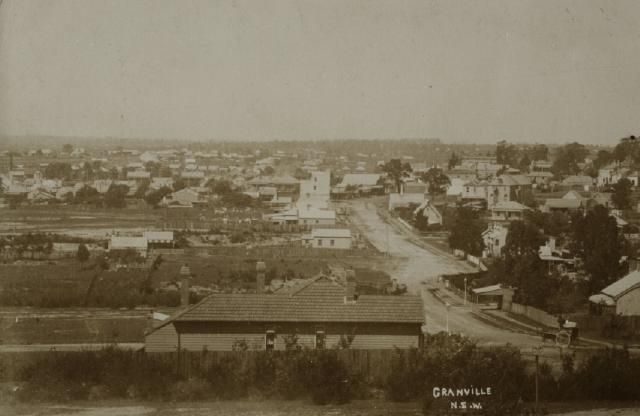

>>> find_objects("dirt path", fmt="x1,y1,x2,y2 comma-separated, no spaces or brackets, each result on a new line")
347,198,541,347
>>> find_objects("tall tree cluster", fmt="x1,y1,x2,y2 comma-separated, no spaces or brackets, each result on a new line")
572,206,625,294
448,207,485,256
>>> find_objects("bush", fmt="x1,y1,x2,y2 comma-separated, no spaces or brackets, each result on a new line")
203,354,249,399
171,378,211,401
385,348,424,402
306,350,352,405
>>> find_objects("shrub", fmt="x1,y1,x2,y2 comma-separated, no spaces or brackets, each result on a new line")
203,354,249,399
306,350,352,405
385,348,424,402
171,378,211,401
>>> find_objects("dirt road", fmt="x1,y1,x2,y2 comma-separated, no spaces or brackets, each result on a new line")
347,199,541,347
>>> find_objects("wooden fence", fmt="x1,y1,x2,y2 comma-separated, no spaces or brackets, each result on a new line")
183,245,373,259
509,302,559,329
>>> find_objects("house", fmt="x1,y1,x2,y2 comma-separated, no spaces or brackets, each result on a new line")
413,200,443,226
445,167,476,183
303,228,353,249
526,171,553,187
403,182,427,195
486,175,532,207
530,160,552,173
144,231,175,248
181,170,206,185
127,170,151,181
151,177,174,190
562,175,594,190
247,175,300,198
269,208,336,226
162,188,206,207
109,235,148,257
298,208,336,226
461,179,488,201
446,178,465,197
333,173,382,194
145,274,424,352
543,191,588,213
482,224,508,258
538,237,575,273
589,270,640,316
388,193,426,211
490,201,530,222
597,164,620,187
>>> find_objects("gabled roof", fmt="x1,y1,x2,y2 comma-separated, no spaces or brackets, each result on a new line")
492,201,531,211
472,284,502,294
544,199,583,209
338,173,381,187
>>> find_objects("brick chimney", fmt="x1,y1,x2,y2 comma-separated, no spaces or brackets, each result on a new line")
344,281,357,304
256,261,266,294
179,264,192,307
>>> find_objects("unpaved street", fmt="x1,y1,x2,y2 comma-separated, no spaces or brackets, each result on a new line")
347,199,541,347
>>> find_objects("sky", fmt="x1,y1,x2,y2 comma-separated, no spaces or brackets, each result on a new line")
1,0,639,145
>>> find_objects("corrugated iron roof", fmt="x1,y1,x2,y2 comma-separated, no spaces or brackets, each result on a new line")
600,270,640,300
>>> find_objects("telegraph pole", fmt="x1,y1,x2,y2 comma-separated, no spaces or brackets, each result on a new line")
534,345,542,414
464,277,468,306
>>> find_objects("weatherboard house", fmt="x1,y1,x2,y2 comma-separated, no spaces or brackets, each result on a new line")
145,275,425,352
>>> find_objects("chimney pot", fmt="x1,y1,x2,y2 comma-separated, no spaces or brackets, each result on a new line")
256,261,266,294
345,281,357,303
179,264,192,307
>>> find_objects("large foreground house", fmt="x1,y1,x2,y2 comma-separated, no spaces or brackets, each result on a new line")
145,275,425,351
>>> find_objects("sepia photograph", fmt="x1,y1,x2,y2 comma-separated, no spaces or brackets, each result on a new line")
2,1,640,415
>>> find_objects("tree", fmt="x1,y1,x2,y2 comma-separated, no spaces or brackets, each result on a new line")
500,220,550,307
262,166,275,176
104,184,129,208
74,185,101,205
173,179,187,192
552,142,589,177
518,154,531,173
496,140,519,167
44,162,72,180
382,159,412,193
612,178,633,210
293,167,311,180
447,152,461,170
134,179,151,199
530,144,549,161
613,135,640,163
420,168,450,196
448,207,485,256
572,206,625,294
62,143,73,154
206,179,233,195
144,186,172,207
77,244,90,267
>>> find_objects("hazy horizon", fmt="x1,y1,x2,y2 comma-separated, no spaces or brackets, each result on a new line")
1,0,639,145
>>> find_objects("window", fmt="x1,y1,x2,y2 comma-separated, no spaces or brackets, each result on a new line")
313,185,317,191
317,239,322,246
265,330,276,351
315,220,319,224
330,239,335,246
315,330,325,349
